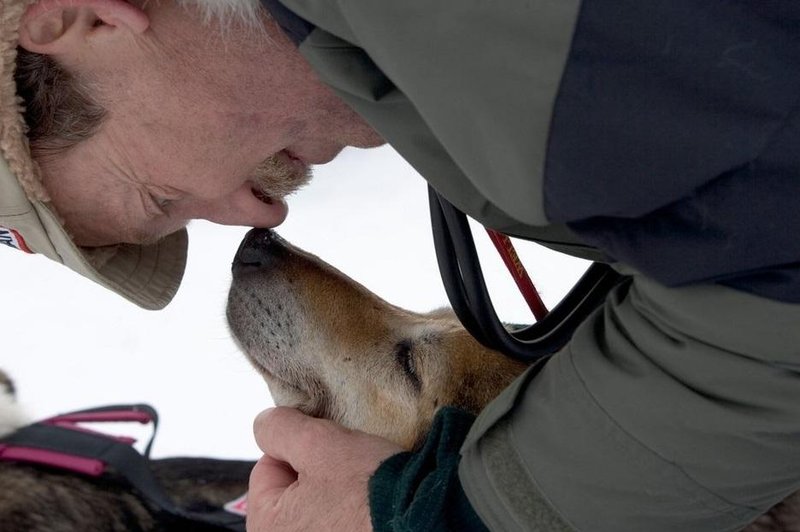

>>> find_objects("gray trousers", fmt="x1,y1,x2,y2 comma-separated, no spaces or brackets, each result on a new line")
460,269,800,531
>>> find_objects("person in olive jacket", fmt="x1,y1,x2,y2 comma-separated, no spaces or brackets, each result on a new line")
2,1,798,530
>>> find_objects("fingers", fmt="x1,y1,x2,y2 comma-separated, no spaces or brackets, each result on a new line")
253,407,342,472
248,408,403,532
250,454,297,493
247,454,297,518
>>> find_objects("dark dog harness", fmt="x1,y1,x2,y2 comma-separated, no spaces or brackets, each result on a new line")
0,404,247,531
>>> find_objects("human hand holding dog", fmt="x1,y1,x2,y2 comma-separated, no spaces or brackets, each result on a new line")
248,407,403,531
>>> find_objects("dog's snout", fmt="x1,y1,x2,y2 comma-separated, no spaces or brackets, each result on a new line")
232,228,283,274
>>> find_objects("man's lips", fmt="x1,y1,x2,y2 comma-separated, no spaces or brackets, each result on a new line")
249,187,289,227
252,188,274,204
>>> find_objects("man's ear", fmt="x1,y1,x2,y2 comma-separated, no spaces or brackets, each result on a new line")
18,0,149,56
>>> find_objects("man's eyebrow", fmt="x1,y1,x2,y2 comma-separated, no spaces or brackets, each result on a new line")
126,191,183,245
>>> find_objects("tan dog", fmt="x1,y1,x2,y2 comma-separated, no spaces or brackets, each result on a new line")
226,228,799,532
226,229,526,450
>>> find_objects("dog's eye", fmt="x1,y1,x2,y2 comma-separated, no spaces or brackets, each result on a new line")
394,340,420,391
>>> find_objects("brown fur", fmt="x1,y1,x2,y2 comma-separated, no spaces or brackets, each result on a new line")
226,231,799,531
0,457,254,532
0,232,793,530
0,369,253,532
226,232,526,451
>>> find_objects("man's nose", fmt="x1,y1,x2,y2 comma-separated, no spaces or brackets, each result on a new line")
232,228,287,275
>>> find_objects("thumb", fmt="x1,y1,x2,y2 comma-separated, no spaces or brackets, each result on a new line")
253,407,344,472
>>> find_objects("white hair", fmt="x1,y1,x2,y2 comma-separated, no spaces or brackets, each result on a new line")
179,0,265,27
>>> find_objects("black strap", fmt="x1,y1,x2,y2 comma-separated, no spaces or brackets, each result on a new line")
51,403,160,458
1,408,246,531
429,186,626,362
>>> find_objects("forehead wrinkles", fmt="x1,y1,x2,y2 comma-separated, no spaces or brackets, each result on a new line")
101,169,188,246
99,118,199,206
33,107,181,247
86,168,156,244
76,145,169,245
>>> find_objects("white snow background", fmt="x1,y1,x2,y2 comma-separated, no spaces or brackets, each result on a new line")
1,146,587,460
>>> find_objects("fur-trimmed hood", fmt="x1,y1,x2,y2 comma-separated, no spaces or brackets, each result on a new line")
0,0,46,201
0,0,188,310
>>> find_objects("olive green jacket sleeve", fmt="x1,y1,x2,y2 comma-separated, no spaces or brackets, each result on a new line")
270,2,800,530
460,270,800,531
279,0,608,262
284,0,577,226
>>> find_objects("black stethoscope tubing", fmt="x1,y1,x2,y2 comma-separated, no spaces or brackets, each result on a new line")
429,186,627,363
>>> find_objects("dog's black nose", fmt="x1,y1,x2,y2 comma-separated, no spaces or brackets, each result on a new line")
232,228,282,274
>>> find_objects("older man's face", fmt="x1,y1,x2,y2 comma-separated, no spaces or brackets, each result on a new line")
22,1,382,246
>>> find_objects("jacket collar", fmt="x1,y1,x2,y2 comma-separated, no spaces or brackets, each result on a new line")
260,0,314,45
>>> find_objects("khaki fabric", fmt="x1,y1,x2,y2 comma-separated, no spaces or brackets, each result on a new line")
0,156,188,309
0,0,187,309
